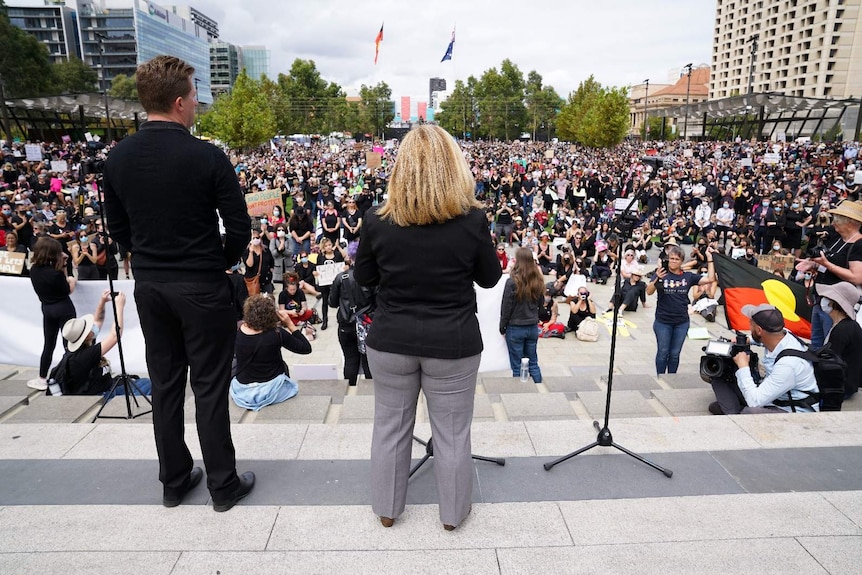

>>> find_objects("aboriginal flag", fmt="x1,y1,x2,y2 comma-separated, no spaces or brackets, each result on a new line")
374,23,384,65
713,254,812,338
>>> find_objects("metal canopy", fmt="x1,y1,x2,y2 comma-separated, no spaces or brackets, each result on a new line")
5,93,147,121
648,92,856,120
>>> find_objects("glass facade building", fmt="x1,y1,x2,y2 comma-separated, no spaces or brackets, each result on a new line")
211,41,241,96
240,46,270,81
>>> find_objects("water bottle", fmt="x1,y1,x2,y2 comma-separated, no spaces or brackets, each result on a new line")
520,358,530,382
47,378,63,396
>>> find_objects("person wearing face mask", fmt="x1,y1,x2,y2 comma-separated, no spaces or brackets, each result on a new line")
243,231,274,295
752,196,776,255
765,199,787,252
566,286,597,333
714,200,735,247
708,304,818,415
270,206,285,228
783,198,812,258
70,229,100,280
320,199,341,245
295,250,321,298
817,281,862,406
269,223,293,284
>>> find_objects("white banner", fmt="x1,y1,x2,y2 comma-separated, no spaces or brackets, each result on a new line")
475,276,511,373
316,261,343,287
0,277,148,374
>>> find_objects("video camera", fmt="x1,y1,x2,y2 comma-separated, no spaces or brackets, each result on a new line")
699,332,759,384
80,141,107,178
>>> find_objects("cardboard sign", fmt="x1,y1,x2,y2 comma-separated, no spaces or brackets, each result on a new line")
544,149,554,159
854,171,862,185
0,251,25,275
739,157,753,168
50,160,68,173
316,261,344,287
683,149,694,158
244,189,282,216
762,153,780,165
25,144,42,162
756,254,795,276
366,152,381,170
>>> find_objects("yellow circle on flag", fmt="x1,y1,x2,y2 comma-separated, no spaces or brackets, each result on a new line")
761,279,801,322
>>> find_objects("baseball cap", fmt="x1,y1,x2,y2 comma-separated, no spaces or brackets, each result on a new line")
741,304,785,332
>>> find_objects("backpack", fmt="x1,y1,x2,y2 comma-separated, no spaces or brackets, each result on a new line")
575,317,599,342
46,352,72,396
775,335,846,412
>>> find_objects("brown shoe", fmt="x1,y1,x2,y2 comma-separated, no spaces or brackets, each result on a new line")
379,516,395,528
443,505,471,531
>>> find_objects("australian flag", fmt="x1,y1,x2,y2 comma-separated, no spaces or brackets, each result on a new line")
440,29,455,62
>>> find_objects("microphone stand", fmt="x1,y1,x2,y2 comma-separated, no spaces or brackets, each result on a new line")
544,162,673,478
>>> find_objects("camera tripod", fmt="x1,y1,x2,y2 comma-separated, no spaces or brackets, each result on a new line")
544,166,673,478
84,169,152,421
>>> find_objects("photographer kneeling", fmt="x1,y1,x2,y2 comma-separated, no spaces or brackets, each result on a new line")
55,290,152,398
709,304,818,415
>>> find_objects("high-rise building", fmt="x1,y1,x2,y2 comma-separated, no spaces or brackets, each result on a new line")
240,45,270,81
6,0,79,65
711,0,862,99
210,41,241,96
73,0,213,103
167,4,218,41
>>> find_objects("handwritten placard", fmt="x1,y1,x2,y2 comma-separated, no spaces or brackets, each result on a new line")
244,189,282,216
25,144,42,162
763,153,781,165
0,251,25,275
316,261,343,287
366,152,381,170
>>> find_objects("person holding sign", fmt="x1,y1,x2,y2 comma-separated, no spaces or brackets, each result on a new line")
0,231,27,276
314,238,346,331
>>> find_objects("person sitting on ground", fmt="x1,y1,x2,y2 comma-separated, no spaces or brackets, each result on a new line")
538,286,566,339
55,290,152,397
230,294,312,411
495,243,510,271
278,271,314,324
590,242,613,284
295,250,320,298
566,286,596,333
709,304,818,415
609,265,649,316
817,282,862,406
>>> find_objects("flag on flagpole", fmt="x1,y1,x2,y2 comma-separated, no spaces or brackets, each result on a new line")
712,254,812,338
374,23,384,65
440,28,455,62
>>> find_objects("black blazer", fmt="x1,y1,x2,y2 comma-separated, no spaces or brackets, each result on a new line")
354,206,501,359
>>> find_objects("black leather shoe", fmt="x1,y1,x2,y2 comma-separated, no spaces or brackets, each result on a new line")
163,466,203,508
212,471,255,512
321,319,328,330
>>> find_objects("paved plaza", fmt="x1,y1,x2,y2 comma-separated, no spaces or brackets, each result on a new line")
1,255,862,574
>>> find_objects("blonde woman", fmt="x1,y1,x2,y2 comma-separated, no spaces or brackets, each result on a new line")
354,125,502,532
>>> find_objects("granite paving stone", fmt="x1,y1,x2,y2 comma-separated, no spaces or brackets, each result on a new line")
0,396,26,419
297,379,348,403
600,373,662,391
658,373,711,389
252,396,331,424
338,395,376,423
471,395,495,422
0,379,35,397
797,535,862,575
0,423,96,459
542,376,602,393
0,366,20,380
576,390,659,419
4,396,101,423
480,377,540,394
651,389,715,416
728,412,862,448
499,392,576,421
0,551,182,575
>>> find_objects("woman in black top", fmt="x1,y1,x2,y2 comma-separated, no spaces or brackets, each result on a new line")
71,233,100,280
500,248,544,383
230,294,312,411
320,199,341,245
28,237,77,390
243,230,274,294
288,206,313,256
314,237,345,330
355,125,501,532
341,198,362,243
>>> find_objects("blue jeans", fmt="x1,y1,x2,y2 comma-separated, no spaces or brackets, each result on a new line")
505,324,542,383
653,319,689,374
810,301,833,351
105,377,152,398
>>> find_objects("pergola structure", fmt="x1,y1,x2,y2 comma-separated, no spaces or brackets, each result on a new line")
0,93,147,143
647,92,861,142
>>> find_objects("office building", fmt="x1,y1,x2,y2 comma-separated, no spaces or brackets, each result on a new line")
167,4,218,40
6,0,78,65
240,45,270,81
712,0,862,99
210,41,241,96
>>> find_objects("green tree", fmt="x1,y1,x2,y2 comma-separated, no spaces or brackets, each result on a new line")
525,70,563,140
207,70,276,150
49,57,98,94
474,59,527,140
0,7,53,97
436,77,478,138
277,59,346,134
259,74,288,134
359,82,394,138
557,75,629,148
109,73,137,99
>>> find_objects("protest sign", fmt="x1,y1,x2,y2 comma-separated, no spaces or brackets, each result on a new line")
544,149,554,159
366,151,381,169
25,144,42,162
763,153,780,164
756,254,795,276
50,160,68,173
739,157,752,168
0,252,25,275
683,149,694,158
244,189,282,216
316,261,343,287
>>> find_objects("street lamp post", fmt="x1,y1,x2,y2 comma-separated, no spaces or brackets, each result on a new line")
747,34,759,95
94,32,112,144
643,79,649,140
683,63,693,141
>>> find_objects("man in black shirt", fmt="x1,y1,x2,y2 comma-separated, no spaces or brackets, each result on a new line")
104,55,254,512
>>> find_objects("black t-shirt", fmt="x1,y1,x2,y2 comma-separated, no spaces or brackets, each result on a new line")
817,238,862,287
296,261,316,284
278,288,306,313
233,328,312,384
65,343,112,395
29,265,70,304
828,317,862,395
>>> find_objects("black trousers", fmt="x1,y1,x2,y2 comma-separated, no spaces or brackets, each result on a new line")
337,324,371,386
620,290,641,311
39,299,76,378
134,278,239,500
319,285,331,322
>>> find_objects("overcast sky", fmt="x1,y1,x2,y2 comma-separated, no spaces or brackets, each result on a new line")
189,0,716,100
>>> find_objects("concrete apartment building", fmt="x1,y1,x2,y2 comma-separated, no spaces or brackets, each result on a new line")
711,0,862,99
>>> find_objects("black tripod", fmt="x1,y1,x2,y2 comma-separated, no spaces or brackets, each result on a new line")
83,168,152,421
544,164,672,478
409,435,505,478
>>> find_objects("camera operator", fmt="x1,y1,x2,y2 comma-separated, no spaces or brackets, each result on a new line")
709,304,818,415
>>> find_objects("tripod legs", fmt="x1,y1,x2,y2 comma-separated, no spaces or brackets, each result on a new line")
544,420,673,478
409,436,506,478
92,374,153,421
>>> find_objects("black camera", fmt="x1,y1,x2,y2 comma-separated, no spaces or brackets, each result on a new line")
80,141,107,177
699,332,759,384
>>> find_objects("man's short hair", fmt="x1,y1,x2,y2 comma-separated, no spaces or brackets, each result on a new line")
136,55,195,115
